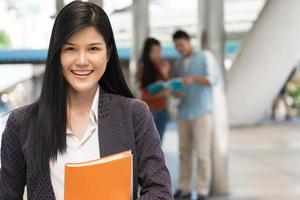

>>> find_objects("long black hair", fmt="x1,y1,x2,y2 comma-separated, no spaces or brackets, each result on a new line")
140,37,161,87
27,0,134,174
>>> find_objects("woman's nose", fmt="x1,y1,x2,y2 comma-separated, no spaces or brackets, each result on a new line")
75,51,89,66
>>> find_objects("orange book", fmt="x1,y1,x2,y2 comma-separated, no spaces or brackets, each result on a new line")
64,150,132,200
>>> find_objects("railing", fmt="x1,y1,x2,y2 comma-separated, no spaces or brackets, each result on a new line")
0,47,180,64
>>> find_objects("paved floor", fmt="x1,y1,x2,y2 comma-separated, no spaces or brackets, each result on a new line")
162,120,300,200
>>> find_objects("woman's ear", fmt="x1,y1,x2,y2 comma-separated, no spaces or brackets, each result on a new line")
106,52,111,63
106,44,112,63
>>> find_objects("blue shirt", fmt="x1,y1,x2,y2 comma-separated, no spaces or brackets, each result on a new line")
173,51,217,120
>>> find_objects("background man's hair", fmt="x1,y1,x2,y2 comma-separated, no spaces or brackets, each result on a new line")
172,30,190,40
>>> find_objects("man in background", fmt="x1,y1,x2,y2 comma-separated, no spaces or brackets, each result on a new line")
172,30,217,200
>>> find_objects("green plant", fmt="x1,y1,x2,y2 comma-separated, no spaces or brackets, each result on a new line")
288,83,300,109
0,30,11,47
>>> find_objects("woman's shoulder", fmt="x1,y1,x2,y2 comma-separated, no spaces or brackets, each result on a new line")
5,103,36,125
10,103,35,115
109,93,147,106
107,93,149,113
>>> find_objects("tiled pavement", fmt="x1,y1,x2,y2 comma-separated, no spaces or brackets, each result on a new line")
162,121,300,200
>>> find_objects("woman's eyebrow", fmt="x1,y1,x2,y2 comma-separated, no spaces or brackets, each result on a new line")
63,42,76,46
88,42,104,46
63,42,104,46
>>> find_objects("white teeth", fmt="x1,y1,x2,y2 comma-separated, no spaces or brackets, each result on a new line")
71,70,93,76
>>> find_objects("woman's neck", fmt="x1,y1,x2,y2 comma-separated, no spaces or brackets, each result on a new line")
67,86,98,114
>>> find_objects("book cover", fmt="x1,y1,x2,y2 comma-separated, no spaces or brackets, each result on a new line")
168,78,185,91
147,78,184,94
64,150,132,200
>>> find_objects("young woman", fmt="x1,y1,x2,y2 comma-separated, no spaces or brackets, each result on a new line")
0,1,173,199
137,37,170,141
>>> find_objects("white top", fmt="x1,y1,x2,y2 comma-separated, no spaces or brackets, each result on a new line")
50,86,100,200
203,50,219,85
183,56,191,72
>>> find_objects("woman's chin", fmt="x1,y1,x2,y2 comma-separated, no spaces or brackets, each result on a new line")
68,84,98,94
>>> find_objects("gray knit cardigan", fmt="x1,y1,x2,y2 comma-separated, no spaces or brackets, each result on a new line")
0,89,173,200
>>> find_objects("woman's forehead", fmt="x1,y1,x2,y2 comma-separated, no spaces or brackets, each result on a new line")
66,26,105,44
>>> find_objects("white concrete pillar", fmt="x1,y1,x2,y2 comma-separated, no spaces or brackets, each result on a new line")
132,0,149,66
88,0,103,7
55,0,64,13
130,0,149,95
199,0,229,196
204,0,226,81
227,0,300,126
197,0,206,49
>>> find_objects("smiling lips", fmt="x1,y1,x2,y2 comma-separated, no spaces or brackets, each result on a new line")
71,70,94,78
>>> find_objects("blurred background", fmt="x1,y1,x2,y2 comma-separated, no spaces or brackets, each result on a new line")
1,0,300,199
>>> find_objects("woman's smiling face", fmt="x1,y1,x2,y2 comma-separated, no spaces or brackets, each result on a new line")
60,26,109,94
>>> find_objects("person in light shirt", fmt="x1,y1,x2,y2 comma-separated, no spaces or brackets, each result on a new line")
172,30,218,200
0,1,173,199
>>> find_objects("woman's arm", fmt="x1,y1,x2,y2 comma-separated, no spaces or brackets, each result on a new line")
141,88,170,101
131,100,173,199
0,111,26,199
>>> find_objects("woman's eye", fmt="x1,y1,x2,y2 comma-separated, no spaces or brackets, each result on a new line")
64,47,76,52
89,47,100,52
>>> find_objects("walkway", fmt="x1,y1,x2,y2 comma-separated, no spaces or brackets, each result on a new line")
162,121,300,200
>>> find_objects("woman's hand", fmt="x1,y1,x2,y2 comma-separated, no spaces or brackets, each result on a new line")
155,88,170,98
172,91,183,99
